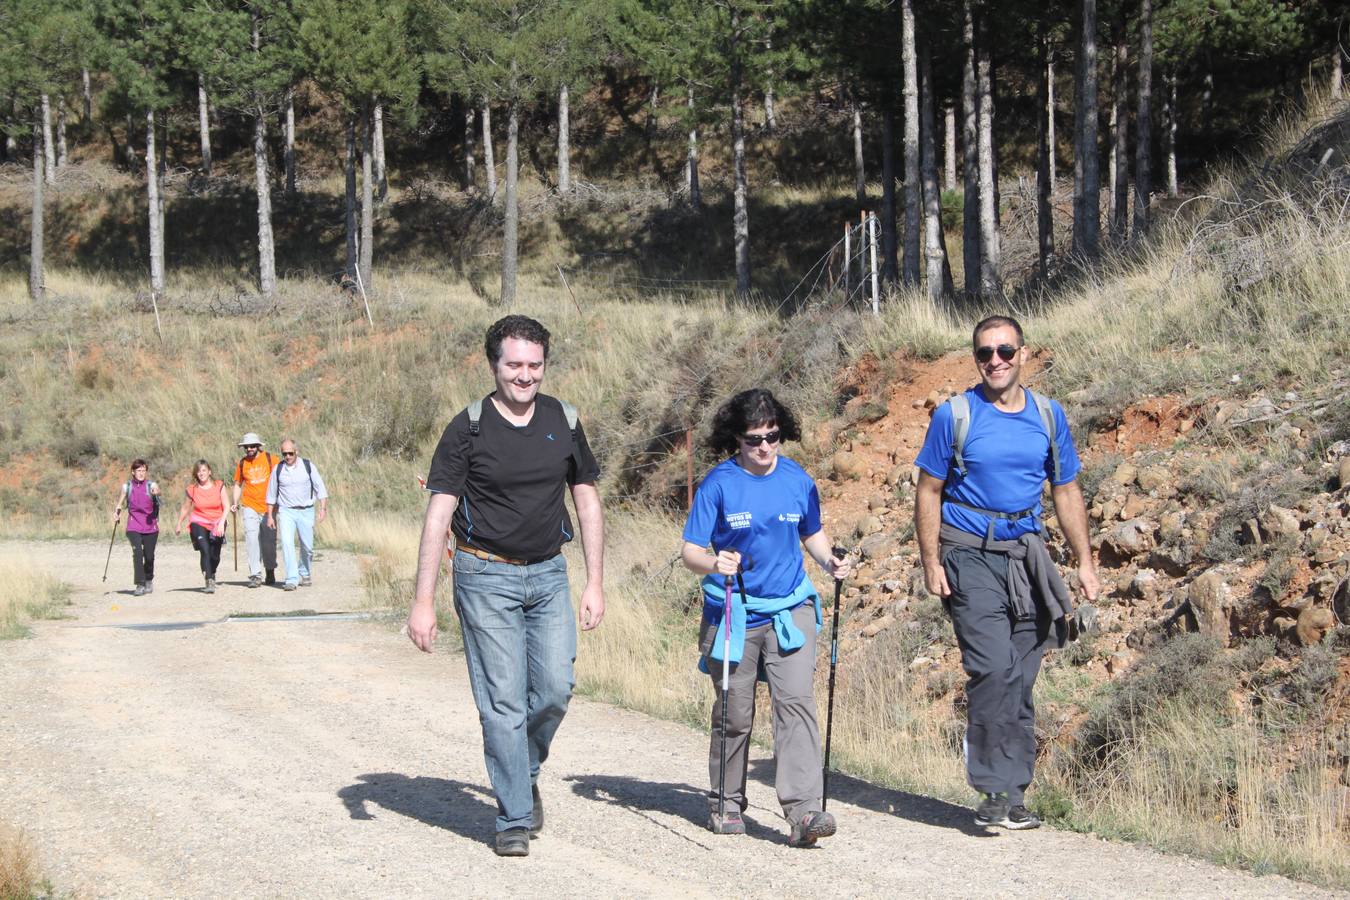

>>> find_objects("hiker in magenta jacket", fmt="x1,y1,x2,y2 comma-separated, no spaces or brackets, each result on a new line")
680,388,850,847
112,458,161,596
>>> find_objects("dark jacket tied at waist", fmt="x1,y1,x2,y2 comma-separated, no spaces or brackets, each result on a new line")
939,522,1079,648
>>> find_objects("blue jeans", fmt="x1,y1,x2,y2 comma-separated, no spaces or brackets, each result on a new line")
452,549,576,833
277,505,315,586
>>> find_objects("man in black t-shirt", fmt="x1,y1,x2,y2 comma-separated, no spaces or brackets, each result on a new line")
408,315,605,858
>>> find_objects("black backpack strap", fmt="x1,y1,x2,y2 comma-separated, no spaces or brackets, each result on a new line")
467,398,484,436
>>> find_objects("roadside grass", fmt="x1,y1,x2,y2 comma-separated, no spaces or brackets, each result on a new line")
0,554,73,640
0,824,55,900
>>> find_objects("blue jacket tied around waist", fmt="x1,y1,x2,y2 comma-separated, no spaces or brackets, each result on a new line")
698,573,822,674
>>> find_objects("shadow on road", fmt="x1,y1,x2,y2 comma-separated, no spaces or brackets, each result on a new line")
747,759,991,837
338,773,498,847
565,774,787,845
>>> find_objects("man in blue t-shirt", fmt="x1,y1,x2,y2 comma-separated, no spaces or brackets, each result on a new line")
914,315,1099,832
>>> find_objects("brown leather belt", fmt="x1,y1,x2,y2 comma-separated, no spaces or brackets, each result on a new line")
451,543,530,566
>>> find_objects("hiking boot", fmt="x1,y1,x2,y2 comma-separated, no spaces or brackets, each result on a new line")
247,575,261,589
494,827,530,857
145,580,153,594
974,793,1010,828
999,805,1042,831
265,569,276,585
204,578,216,594
300,575,312,587
283,582,298,592
787,810,836,847
132,584,146,597
707,811,746,835
530,784,544,837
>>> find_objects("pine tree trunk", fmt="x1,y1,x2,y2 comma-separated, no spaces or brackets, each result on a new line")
56,104,67,169
41,94,55,185
943,104,956,192
344,117,357,281
686,86,701,207
373,103,386,202
852,102,866,206
501,102,519,307
976,14,1000,297
732,11,751,297
197,73,211,176
482,102,497,201
30,111,44,301
360,104,374,290
1110,10,1128,242
1164,69,1177,197
1036,24,1054,280
82,68,92,122
881,105,898,284
1047,49,1057,185
254,110,276,297
284,87,296,195
901,0,921,287
920,44,950,301
1133,0,1153,237
1073,0,1100,259
961,0,981,300
557,84,570,194
146,110,164,297
764,86,776,132
463,106,476,191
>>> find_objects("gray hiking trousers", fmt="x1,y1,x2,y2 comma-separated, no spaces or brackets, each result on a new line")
699,602,823,826
942,544,1052,807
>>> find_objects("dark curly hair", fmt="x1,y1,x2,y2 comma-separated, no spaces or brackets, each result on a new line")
485,315,551,367
706,388,801,457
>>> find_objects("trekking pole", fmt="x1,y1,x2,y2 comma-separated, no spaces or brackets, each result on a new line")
717,569,733,830
232,509,239,572
822,545,847,811
101,513,120,582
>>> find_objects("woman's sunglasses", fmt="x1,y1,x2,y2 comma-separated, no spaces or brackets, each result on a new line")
975,344,1019,363
739,430,782,447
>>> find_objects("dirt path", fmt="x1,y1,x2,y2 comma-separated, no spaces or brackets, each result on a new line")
0,539,1332,899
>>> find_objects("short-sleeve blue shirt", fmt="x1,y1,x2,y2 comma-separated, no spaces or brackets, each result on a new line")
915,386,1081,540
682,456,822,598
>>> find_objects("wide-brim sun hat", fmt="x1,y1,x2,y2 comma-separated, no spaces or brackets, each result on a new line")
237,432,265,447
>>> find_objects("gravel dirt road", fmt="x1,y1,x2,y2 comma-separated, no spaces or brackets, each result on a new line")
0,539,1334,899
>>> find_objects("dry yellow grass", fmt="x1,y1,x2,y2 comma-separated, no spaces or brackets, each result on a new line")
0,553,73,640
0,824,49,900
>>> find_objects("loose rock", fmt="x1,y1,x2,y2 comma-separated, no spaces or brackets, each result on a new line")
832,451,867,481
1188,570,1231,646
1295,606,1335,646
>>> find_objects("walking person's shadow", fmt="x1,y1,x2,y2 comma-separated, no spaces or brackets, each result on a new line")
746,759,991,837
565,774,781,844
338,773,498,847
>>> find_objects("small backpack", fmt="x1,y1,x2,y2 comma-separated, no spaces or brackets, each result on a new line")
466,396,578,440
947,388,1061,484
123,480,161,520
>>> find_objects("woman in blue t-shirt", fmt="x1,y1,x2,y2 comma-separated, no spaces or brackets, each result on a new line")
680,388,851,847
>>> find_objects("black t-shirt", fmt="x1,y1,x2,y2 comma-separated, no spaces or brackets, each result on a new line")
425,393,601,562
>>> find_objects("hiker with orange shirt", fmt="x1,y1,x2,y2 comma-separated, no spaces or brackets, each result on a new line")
175,459,230,594
230,433,280,588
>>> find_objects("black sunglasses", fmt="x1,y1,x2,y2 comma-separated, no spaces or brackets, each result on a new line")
739,429,782,447
975,344,1019,363
243,444,261,450
282,451,297,457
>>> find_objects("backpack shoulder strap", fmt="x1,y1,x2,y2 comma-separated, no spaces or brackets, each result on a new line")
558,399,579,441
467,398,484,436
947,393,971,478
1029,389,1061,484
303,458,314,498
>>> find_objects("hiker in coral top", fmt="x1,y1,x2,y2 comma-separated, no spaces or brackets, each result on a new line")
229,433,280,588
176,459,229,594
